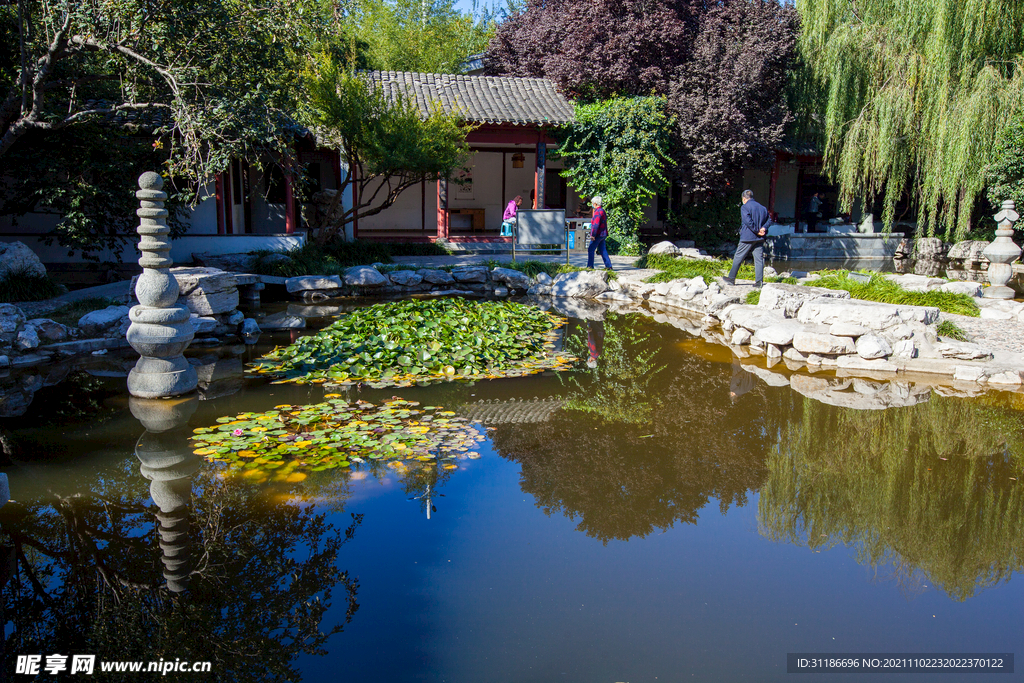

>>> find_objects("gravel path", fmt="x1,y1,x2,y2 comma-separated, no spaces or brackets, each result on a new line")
941,313,1024,355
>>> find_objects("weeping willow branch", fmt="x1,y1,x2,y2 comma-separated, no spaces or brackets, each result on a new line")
797,0,1024,239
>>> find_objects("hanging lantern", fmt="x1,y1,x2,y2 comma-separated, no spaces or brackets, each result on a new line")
511,153,525,169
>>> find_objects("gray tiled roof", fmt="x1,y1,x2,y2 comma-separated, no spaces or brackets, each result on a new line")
367,71,575,127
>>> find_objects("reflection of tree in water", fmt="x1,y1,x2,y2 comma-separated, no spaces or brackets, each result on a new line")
0,466,360,681
758,394,1024,601
492,317,777,543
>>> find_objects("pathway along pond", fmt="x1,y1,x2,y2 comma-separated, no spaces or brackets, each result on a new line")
0,302,1022,682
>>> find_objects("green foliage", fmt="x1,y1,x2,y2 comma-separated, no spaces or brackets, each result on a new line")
745,291,760,306
987,114,1024,211
251,298,575,386
936,320,970,341
797,0,1024,239
665,193,743,249
638,254,755,284
0,268,65,303
559,97,674,256
301,56,472,241
812,271,981,317
759,394,1024,600
191,398,484,481
351,0,495,73
562,314,666,424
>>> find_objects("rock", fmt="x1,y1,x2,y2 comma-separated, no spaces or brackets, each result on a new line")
933,341,993,360
417,269,456,285
797,298,938,329
914,237,947,260
947,240,989,262
893,238,914,259
78,306,130,337
731,328,752,345
550,270,608,298
763,266,778,279
15,327,39,351
980,307,1015,320
225,310,245,326
527,283,552,296
387,269,424,287
829,322,869,337
725,306,785,333
892,339,918,359
0,241,46,279
27,318,68,343
0,304,25,347
648,241,681,256
240,318,261,343
757,283,850,318
260,312,305,330
678,248,715,261
987,370,1023,385
953,365,987,382
344,266,389,287
792,330,857,355
783,346,808,362
855,333,893,359
705,293,740,314
535,272,554,286
171,267,240,316
189,315,219,335
939,281,983,297
491,267,534,290
286,275,344,294
889,324,914,340
493,286,509,297
766,344,782,359
654,282,673,296
753,321,806,346
451,266,489,283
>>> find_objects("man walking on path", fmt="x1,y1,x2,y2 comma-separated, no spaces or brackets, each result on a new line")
587,196,613,270
723,189,770,287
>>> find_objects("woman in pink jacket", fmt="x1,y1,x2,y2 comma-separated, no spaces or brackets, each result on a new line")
501,195,522,236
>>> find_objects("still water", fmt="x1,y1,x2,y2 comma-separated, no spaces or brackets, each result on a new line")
0,311,1021,681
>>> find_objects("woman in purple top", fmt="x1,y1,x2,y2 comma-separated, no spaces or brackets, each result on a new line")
587,196,613,270
503,195,522,222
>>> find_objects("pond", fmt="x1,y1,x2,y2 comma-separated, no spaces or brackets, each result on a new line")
0,304,1021,681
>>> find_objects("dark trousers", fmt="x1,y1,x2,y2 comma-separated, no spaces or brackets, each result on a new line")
588,236,612,269
728,240,764,284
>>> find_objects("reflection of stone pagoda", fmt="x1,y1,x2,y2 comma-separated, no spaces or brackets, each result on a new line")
460,398,564,424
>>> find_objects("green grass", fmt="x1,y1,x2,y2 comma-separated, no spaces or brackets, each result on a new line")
0,269,67,303
46,297,120,327
936,320,970,341
638,254,792,285
812,271,981,317
745,291,761,305
250,239,452,278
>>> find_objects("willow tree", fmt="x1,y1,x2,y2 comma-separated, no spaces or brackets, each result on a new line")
798,0,1024,239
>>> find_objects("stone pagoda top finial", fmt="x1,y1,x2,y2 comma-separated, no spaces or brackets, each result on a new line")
138,171,164,191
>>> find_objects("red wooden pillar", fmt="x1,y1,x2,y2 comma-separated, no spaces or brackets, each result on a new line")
215,174,226,235
534,137,546,209
436,177,449,239
283,170,297,234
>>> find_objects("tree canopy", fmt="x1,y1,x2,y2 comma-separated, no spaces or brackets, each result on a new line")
486,0,798,197
796,0,1024,239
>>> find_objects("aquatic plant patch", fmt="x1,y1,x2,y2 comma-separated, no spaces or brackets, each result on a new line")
250,298,576,387
191,397,486,482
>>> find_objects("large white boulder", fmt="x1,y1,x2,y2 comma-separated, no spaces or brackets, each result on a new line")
752,321,807,346
758,283,850,318
550,270,608,299
78,305,130,337
387,269,424,287
491,267,534,290
343,267,388,287
171,267,239,315
647,241,681,256
855,333,893,359
796,298,938,329
417,268,455,285
792,330,857,355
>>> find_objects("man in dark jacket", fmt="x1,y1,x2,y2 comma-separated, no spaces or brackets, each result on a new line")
723,189,770,287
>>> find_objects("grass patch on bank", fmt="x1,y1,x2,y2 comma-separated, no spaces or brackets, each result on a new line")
251,240,452,277
638,254,791,285
47,297,120,327
936,320,970,341
813,271,981,317
489,260,590,279
745,291,760,305
0,269,67,303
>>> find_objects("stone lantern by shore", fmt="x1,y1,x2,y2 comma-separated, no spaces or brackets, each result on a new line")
982,200,1021,299
127,172,197,398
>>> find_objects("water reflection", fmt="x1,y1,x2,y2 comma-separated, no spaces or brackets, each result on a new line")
757,393,1024,601
0,395,361,680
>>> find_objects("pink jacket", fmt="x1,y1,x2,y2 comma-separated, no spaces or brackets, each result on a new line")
503,200,518,222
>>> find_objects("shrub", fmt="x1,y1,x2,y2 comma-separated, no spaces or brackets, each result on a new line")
0,268,66,303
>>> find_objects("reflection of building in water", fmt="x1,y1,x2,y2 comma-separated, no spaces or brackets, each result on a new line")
131,396,200,593
461,398,565,425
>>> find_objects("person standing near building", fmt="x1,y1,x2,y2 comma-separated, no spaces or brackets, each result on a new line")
587,196,613,270
803,191,822,233
723,189,770,287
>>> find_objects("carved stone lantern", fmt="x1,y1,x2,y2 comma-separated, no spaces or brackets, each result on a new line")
982,200,1021,299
